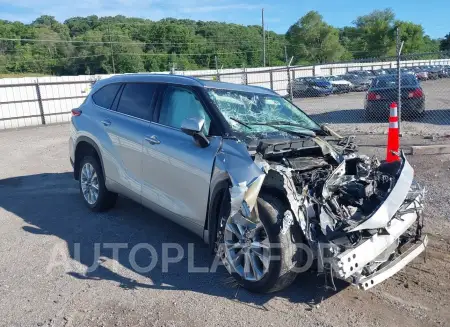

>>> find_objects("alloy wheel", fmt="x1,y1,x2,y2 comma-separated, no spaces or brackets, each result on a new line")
80,162,99,205
223,212,271,282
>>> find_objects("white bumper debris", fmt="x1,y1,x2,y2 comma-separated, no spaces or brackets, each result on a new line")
357,234,427,290
332,191,425,286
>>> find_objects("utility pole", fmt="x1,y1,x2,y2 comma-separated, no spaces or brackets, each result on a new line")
396,26,404,135
107,23,116,74
266,25,270,67
170,52,177,74
262,8,266,67
285,45,288,64
215,55,220,81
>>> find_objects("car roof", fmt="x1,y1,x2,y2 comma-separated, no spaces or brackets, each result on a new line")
374,73,416,79
94,73,277,96
200,79,277,95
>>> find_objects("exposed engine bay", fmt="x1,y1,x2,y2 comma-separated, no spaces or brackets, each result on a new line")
232,135,427,290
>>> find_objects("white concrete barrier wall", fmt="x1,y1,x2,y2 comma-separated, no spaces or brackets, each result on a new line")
1,59,450,129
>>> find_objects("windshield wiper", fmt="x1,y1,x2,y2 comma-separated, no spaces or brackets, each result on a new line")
229,118,317,137
245,121,317,137
229,117,252,129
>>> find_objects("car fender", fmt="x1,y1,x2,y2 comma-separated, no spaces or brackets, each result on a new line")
73,134,106,179
205,138,266,247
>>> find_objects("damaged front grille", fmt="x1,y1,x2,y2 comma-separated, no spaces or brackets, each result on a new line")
292,156,402,241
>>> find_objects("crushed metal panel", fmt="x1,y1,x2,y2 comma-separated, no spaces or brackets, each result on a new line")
358,234,428,290
349,155,414,232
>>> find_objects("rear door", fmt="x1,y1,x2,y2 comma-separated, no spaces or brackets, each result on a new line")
102,82,157,201
141,85,221,230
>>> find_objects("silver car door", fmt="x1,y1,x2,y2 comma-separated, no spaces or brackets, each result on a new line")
141,85,221,232
104,82,157,201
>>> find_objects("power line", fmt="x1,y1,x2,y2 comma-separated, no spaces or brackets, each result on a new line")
1,54,108,65
262,8,266,67
0,37,285,47
115,50,263,57
0,50,263,68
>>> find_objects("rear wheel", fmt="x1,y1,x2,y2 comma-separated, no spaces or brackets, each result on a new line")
79,156,117,212
217,193,306,293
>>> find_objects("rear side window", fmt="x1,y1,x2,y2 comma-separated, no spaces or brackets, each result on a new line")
92,83,121,109
117,83,157,121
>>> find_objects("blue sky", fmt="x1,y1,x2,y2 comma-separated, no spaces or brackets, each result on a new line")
0,0,448,38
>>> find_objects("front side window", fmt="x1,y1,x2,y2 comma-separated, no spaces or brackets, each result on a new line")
117,83,156,121
92,83,121,109
158,86,211,135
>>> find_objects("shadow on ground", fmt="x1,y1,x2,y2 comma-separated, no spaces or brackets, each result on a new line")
308,108,450,125
0,172,346,309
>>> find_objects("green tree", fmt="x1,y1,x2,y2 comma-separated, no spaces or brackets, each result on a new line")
286,11,347,64
441,33,450,51
353,9,396,58
0,13,443,77
395,21,427,54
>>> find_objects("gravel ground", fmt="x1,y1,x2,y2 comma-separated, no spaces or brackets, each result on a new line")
294,78,450,137
0,125,450,327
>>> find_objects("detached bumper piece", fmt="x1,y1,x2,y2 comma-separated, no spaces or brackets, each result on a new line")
358,234,427,290
331,192,426,290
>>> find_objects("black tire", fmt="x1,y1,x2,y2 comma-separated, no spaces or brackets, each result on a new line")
218,193,306,293
78,156,117,212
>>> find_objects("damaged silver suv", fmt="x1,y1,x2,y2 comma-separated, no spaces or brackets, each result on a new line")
69,74,427,293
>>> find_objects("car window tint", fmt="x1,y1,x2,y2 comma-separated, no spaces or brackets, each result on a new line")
159,86,211,135
92,83,121,109
373,75,418,88
117,83,156,120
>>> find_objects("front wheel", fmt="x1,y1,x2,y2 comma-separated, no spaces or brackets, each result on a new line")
217,193,306,293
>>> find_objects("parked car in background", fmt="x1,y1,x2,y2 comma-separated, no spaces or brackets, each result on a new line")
400,68,416,75
349,70,376,80
423,66,439,80
372,69,388,76
436,66,450,78
413,67,429,81
288,77,333,97
365,74,425,119
384,68,397,75
340,74,371,91
325,75,352,93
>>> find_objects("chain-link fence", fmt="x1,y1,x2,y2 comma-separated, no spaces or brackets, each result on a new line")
1,53,450,139
194,53,450,137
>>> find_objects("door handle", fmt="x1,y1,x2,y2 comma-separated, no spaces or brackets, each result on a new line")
101,120,111,127
145,135,160,145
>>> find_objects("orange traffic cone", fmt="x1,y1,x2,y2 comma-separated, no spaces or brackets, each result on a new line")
386,102,400,162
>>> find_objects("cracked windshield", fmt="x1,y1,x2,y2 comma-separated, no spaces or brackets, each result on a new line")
206,88,320,139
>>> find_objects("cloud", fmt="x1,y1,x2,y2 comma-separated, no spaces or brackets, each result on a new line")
181,4,264,14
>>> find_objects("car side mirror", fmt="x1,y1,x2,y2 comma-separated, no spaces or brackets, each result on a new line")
181,117,210,148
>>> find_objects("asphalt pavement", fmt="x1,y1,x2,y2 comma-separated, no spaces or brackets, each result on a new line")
0,125,449,327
